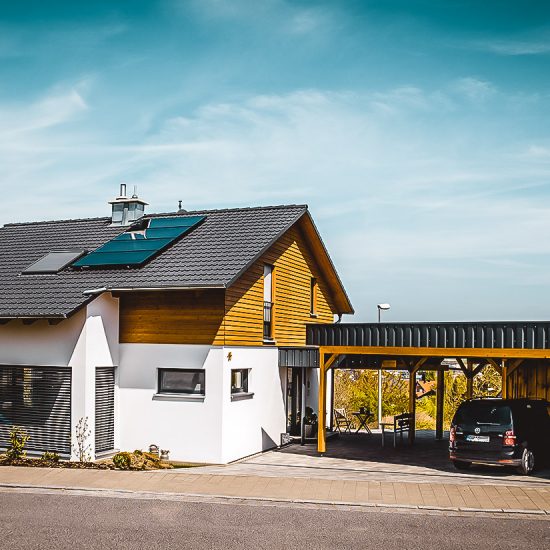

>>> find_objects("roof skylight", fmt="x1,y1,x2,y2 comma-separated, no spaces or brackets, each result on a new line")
23,251,86,274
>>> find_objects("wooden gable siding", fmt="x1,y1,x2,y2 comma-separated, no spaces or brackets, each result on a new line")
119,222,338,346
119,289,225,345
224,223,337,347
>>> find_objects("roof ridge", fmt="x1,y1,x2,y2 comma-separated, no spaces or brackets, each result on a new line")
149,204,308,217
3,216,112,228
2,204,308,228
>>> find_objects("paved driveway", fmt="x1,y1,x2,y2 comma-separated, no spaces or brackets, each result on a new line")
186,431,550,487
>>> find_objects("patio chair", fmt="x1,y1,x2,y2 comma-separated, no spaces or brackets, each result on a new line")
334,408,353,434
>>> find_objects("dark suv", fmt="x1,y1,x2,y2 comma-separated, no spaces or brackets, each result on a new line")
449,398,550,475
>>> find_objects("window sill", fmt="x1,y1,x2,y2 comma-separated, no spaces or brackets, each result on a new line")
310,313,319,318
231,392,254,402
153,393,205,402
263,338,276,345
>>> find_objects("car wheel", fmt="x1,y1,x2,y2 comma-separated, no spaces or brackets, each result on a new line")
452,460,471,470
517,448,535,475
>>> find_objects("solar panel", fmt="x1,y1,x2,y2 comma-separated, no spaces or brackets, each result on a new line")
23,250,86,274
72,215,205,268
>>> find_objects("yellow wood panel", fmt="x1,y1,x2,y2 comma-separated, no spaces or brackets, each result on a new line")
319,345,550,359
225,222,338,347
507,360,550,401
119,289,225,345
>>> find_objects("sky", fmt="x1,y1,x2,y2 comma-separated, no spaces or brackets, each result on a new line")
1,0,550,322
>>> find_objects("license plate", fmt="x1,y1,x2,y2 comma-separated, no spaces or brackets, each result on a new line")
465,435,490,443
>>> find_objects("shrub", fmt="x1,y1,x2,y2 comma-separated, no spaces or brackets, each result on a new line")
113,452,132,470
41,451,60,463
72,417,92,462
6,426,30,461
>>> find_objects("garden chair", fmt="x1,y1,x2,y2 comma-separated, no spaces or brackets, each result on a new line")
333,408,353,434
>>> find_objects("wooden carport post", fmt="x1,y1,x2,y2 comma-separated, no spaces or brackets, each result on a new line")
466,359,474,399
435,367,445,440
317,349,338,454
408,358,427,444
501,360,508,398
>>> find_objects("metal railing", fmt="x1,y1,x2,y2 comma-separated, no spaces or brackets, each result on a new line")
263,301,273,340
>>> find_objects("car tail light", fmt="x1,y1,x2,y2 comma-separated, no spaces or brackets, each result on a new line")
503,429,516,446
449,426,456,443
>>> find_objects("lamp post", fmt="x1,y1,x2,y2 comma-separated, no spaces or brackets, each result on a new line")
377,303,390,323
377,304,390,427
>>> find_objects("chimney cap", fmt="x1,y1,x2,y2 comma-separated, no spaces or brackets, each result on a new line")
109,183,148,206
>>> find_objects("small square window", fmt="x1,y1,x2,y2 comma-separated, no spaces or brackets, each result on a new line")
231,369,249,394
158,369,205,395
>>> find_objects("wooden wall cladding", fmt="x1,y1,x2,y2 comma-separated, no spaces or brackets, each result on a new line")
507,360,550,401
119,289,225,345
119,220,339,347
224,223,337,347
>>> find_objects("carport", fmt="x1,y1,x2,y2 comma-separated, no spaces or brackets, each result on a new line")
303,322,550,454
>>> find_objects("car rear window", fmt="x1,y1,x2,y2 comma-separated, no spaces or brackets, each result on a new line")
454,402,512,428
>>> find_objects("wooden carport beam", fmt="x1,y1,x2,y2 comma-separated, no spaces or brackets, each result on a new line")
319,345,550,359
486,358,502,376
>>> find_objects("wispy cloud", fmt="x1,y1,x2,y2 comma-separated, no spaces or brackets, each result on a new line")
2,73,550,320
450,77,496,101
479,39,550,56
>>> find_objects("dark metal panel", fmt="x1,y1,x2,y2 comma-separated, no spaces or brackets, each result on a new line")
306,322,550,350
0,365,71,455
278,348,319,368
95,367,115,454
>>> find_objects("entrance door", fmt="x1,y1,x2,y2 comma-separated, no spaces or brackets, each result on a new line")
286,368,303,436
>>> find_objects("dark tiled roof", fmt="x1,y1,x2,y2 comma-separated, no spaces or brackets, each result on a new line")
0,205,307,318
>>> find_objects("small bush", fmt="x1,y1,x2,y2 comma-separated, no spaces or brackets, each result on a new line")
111,450,172,470
113,452,132,470
6,426,30,461
41,451,60,463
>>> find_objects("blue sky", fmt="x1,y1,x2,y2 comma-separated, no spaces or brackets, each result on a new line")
1,0,550,321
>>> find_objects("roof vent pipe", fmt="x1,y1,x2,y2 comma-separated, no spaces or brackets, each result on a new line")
119,183,127,199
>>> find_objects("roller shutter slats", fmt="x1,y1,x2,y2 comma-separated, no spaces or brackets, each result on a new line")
95,367,115,453
0,366,71,455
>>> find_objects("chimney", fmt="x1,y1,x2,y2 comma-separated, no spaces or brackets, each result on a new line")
109,183,148,226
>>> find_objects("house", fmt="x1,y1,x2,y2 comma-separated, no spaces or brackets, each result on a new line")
0,186,353,463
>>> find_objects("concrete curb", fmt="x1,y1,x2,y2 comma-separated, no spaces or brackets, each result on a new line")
1,482,548,517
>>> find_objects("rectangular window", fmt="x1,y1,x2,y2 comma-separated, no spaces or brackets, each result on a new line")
263,264,274,340
158,369,205,395
231,369,249,394
310,277,317,315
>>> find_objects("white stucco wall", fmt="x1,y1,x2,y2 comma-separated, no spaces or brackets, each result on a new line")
69,293,120,459
1,295,304,464
117,344,225,463
117,344,286,464
0,311,85,366
0,293,120,459
220,346,286,463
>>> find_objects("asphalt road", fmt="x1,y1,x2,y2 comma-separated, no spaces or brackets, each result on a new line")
0,491,548,549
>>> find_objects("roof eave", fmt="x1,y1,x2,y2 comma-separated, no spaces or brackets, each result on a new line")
299,211,354,314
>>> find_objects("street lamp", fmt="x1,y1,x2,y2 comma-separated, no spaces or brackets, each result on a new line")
376,303,390,427
377,303,390,323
